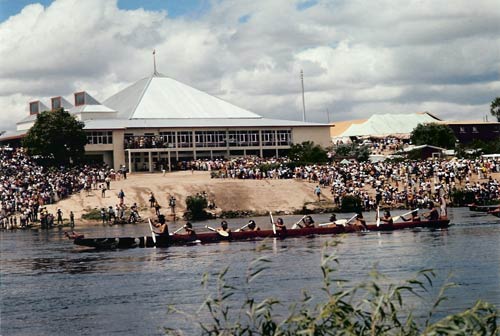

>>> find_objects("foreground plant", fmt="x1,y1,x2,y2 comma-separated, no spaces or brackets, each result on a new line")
165,241,498,335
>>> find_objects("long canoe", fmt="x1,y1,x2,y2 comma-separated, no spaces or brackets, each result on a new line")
468,204,500,212
488,209,500,218
72,218,450,249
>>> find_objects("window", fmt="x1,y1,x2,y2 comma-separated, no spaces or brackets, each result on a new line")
459,127,466,133
262,130,275,146
277,130,292,146
29,101,39,115
51,97,61,110
177,131,192,148
86,131,113,145
227,130,260,147
472,126,478,133
74,92,85,106
159,132,176,147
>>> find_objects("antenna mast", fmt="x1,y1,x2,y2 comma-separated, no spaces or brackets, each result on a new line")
300,69,306,122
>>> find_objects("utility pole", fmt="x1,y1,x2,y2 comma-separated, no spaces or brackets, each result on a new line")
300,69,306,122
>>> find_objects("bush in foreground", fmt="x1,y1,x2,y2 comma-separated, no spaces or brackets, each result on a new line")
165,241,498,335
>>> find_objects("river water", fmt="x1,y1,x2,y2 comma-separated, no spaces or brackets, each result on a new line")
1,208,499,335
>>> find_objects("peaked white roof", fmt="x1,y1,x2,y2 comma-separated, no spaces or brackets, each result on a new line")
340,113,440,137
104,74,262,120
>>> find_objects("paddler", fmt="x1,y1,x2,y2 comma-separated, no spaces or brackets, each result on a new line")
151,215,169,236
298,215,315,228
401,210,420,222
379,210,393,225
218,220,231,234
353,213,368,231
183,222,196,236
247,220,260,231
423,202,440,221
275,217,286,231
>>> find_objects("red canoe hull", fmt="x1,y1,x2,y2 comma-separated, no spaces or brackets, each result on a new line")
73,219,451,249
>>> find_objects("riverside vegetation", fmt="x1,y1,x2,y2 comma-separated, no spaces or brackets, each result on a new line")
165,241,498,336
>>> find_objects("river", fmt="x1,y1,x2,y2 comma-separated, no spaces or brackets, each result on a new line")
1,207,499,335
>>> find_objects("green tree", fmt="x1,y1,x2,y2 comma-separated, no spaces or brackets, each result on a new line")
288,141,328,164
333,143,370,162
185,194,210,220
410,123,457,149
490,97,500,122
22,108,87,165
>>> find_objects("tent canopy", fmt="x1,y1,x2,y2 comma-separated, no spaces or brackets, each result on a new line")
340,113,440,138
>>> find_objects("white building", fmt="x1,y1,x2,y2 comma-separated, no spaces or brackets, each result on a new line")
1,74,331,171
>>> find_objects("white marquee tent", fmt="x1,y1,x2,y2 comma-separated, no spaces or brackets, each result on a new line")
339,113,441,138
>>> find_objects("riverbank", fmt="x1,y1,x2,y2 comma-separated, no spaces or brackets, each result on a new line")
39,170,500,226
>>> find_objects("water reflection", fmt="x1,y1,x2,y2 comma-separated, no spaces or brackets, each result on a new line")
1,207,499,336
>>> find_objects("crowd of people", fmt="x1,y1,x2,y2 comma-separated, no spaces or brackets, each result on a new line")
184,155,500,212
0,146,114,229
1,144,499,230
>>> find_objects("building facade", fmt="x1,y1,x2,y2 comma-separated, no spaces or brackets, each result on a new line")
1,74,331,171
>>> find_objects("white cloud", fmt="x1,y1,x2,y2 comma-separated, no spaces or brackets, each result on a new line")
0,0,499,131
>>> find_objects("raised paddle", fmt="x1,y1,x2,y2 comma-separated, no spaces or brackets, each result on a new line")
291,215,307,229
235,223,250,232
269,212,276,234
170,225,186,235
205,225,229,237
392,208,419,222
376,206,381,227
318,213,356,227
319,219,347,227
148,218,157,247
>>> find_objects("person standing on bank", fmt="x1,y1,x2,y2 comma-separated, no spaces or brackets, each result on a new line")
69,211,75,228
56,208,63,225
314,185,321,201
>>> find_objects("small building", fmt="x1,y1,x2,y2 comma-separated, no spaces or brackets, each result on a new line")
443,121,500,144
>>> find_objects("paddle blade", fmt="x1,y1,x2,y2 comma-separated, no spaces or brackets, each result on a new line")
217,230,229,237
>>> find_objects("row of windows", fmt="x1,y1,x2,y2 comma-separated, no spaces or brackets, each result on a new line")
123,130,293,149
87,131,113,145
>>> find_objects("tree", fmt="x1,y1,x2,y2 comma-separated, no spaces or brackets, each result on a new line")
410,123,457,149
22,108,87,165
490,97,500,122
288,141,328,164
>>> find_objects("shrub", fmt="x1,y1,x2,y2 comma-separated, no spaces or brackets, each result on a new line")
165,241,498,335
185,194,210,220
340,195,362,213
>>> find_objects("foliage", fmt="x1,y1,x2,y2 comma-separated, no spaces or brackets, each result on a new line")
467,139,500,156
340,195,362,213
288,141,328,165
81,208,101,221
334,143,370,162
450,189,476,207
22,108,87,165
185,194,210,220
490,97,500,122
165,241,498,335
410,123,457,149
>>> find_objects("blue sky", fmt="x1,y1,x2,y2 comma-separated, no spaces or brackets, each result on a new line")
0,0,499,131
0,0,209,22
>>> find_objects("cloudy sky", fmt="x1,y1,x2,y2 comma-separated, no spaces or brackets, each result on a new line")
0,0,499,131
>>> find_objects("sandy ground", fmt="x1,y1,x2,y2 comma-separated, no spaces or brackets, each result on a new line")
45,171,326,225
45,170,500,226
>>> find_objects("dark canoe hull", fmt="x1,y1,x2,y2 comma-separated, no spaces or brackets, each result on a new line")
73,219,450,249
469,204,500,212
